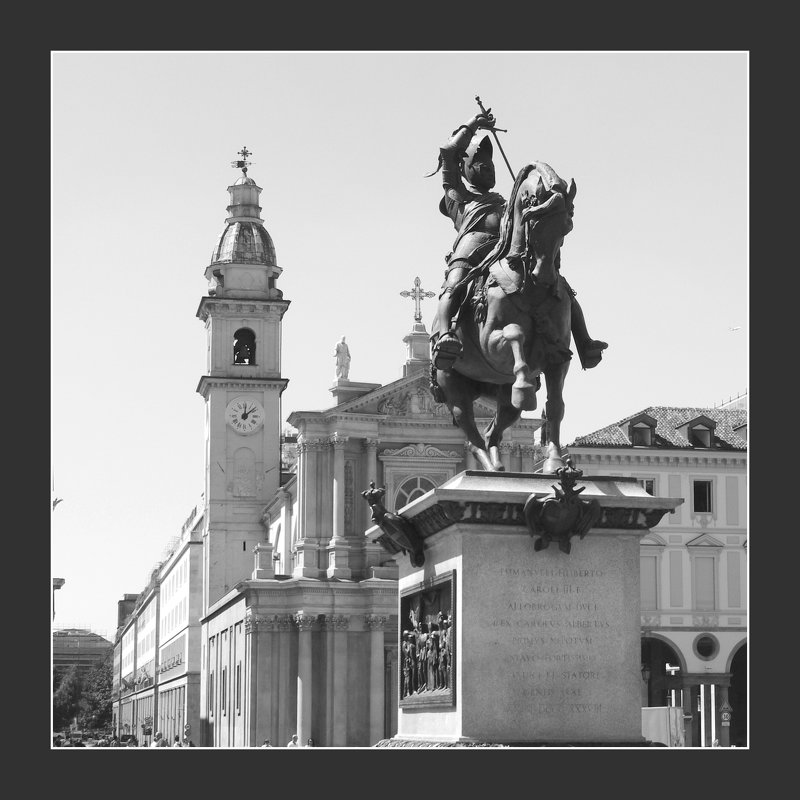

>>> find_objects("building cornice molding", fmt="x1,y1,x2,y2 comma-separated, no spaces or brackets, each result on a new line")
570,450,746,468
196,296,290,322
196,376,288,398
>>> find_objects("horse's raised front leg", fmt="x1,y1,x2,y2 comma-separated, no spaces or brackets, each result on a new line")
484,385,522,470
501,323,538,410
541,362,569,473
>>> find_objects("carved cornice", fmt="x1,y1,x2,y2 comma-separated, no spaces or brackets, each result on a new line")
275,614,295,631
693,614,719,628
320,614,350,631
196,296,290,322
294,613,317,631
407,500,674,539
575,451,746,468
196,376,287,398
364,613,388,631
296,435,326,453
380,443,461,460
595,507,672,529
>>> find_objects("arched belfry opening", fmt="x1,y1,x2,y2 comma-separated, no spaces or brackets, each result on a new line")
233,328,256,365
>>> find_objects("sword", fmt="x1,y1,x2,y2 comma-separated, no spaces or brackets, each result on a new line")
475,95,515,181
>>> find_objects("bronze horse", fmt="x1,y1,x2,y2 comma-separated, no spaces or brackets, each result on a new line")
431,161,578,474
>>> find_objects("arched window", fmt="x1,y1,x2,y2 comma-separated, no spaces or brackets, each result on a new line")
233,328,256,365
395,476,436,509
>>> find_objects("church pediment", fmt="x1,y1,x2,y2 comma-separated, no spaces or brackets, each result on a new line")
686,533,725,548
640,531,667,546
330,372,496,419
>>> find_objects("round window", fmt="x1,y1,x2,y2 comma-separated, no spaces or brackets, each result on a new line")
693,634,719,660
395,476,436,509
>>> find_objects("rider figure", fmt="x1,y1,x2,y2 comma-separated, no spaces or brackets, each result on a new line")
430,109,607,372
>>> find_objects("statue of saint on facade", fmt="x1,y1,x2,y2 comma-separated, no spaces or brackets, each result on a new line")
428,100,608,474
334,335,351,380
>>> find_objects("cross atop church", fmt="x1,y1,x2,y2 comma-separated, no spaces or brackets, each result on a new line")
231,146,253,175
400,277,435,323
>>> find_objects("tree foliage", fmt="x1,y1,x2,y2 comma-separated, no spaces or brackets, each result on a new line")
53,665,82,731
78,652,114,730
53,652,114,732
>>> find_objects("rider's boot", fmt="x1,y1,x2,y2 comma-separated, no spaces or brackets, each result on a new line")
576,338,608,370
431,296,463,369
432,330,462,370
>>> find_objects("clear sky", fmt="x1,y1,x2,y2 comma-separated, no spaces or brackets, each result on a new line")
51,51,747,638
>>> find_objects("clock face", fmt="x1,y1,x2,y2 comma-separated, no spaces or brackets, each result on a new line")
225,397,265,435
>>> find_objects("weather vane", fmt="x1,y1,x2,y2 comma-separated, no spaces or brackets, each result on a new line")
231,146,253,175
400,277,435,323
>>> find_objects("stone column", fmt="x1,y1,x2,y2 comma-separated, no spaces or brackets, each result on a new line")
365,613,388,745
511,443,522,472
295,613,315,744
520,445,537,473
328,436,352,578
499,442,514,472
246,610,274,747
279,488,293,574
331,435,347,540
277,614,293,744
331,615,350,746
294,436,325,578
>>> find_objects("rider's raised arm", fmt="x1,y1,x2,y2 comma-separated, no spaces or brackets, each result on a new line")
440,113,493,207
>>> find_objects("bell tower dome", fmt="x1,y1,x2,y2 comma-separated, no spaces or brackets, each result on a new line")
204,146,283,301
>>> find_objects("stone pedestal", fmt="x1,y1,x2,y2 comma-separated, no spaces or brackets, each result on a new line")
371,470,682,746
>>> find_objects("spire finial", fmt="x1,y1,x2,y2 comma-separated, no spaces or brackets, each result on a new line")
400,276,435,323
231,146,253,176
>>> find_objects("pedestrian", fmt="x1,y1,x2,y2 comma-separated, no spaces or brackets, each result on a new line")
182,735,195,747
172,734,182,747
305,737,315,747
150,731,168,747
286,733,300,747
261,738,273,747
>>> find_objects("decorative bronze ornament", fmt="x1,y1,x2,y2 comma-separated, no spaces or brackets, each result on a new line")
523,459,602,554
362,481,425,567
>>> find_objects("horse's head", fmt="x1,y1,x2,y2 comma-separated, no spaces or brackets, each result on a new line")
511,162,577,287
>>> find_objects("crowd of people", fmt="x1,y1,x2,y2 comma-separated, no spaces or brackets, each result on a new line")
265,734,315,747
55,731,318,747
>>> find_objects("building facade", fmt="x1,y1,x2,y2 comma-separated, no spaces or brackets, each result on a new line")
566,398,747,747
52,628,112,686
110,155,540,746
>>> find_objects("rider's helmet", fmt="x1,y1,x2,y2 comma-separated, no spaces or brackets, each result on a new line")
462,134,495,191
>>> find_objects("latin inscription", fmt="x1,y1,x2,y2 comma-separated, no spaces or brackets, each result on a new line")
482,566,618,716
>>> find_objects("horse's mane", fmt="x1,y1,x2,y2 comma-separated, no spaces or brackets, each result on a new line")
453,162,568,291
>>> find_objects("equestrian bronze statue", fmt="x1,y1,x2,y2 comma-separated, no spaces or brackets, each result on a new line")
429,104,607,474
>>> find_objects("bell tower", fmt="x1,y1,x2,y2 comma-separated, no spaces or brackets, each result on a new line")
196,148,290,614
